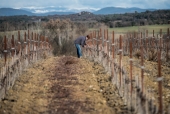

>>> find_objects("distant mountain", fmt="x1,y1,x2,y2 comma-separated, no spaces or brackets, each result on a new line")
0,7,157,16
21,6,69,13
0,8,33,16
20,6,96,14
0,8,75,16
93,7,156,14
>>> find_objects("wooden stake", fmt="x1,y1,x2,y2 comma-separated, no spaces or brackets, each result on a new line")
107,29,109,55
158,34,163,114
24,32,27,55
11,35,15,56
100,28,102,38
119,35,122,88
112,31,115,78
97,30,99,56
141,32,144,93
166,28,170,61
18,31,21,55
129,37,133,95
112,31,114,59
153,30,155,38
4,36,7,65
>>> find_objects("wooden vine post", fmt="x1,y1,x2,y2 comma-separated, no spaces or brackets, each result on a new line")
31,32,34,60
99,30,101,52
106,29,109,56
129,35,133,95
97,30,99,56
112,31,115,78
166,28,170,61
140,32,144,93
119,35,122,88
146,30,148,53
104,29,106,54
94,30,96,49
28,30,30,63
11,35,15,57
158,29,163,114
24,32,27,55
4,36,7,65
18,31,21,56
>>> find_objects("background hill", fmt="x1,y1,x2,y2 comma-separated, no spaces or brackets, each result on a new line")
0,8,33,16
0,7,157,16
93,7,155,14
0,8,75,16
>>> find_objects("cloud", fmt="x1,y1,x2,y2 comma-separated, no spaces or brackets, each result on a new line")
33,10,49,13
0,0,170,10
77,0,170,9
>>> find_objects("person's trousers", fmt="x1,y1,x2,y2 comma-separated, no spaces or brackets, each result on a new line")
75,44,82,58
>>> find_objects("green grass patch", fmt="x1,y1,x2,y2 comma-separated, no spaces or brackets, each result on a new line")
110,24,170,33
89,24,170,34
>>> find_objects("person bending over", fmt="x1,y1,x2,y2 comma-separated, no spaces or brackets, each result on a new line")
74,35,90,58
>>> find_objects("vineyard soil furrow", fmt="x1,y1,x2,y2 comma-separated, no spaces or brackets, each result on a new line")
0,56,130,114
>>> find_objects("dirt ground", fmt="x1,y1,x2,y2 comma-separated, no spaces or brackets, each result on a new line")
0,55,169,114
0,56,130,114
121,56,170,113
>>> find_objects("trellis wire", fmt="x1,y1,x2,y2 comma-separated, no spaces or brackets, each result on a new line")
85,28,170,114
0,30,52,101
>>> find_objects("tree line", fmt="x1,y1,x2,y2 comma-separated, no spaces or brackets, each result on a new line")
0,9,169,56
0,9,169,32
96,10,170,27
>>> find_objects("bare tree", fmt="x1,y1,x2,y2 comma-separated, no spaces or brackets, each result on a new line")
75,22,88,36
45,19,75,55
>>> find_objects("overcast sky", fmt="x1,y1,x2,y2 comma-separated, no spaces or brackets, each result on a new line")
0,0,170,11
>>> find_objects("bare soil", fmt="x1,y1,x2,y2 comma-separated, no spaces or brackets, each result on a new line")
121,55,170,113
0,56,129,114
0,55,169,114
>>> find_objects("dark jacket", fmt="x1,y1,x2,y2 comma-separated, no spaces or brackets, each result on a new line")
74,36,86,47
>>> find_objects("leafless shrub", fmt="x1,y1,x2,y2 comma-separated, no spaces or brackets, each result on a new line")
75,22,88,36
60,39,76,56
44,19,75,55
